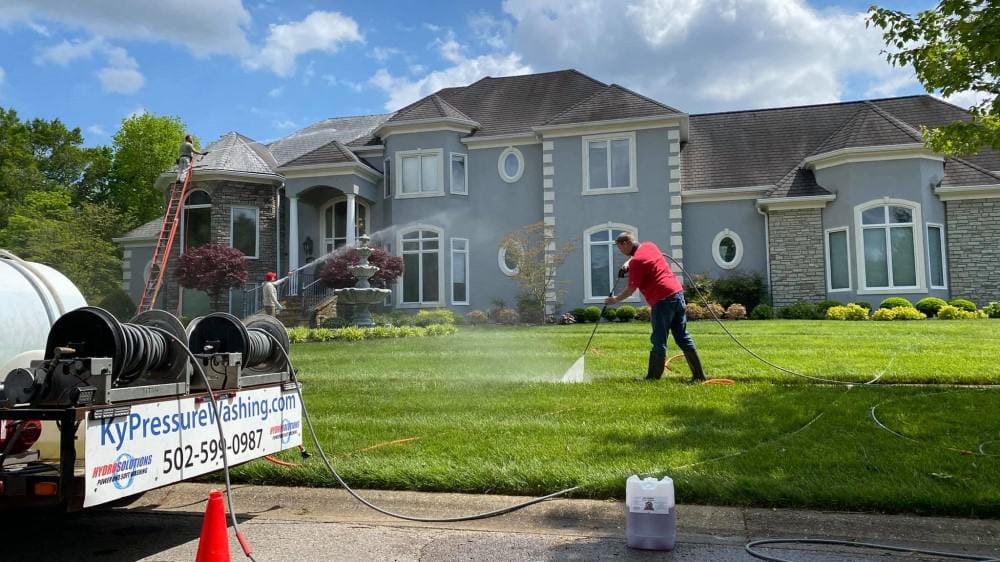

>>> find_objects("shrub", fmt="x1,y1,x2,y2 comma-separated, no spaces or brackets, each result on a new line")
287,327,310,343
465,310,489,325
817,300,843,316
496,308,520,325
915,297,948,317
892,307,927,320
826,304,869,321
724,303,747,320
175,243,249,310
948,298,977,312
320,246,403,290
705,303,725,319
851,301,873,311
99,288,136,322
713,272,767,311
333,327,366,341
878,297,913,310
321,317,351,329
425,324,457,336
310,328,334,342
985,302,1000,319
750,303,773,320
684,274,715,305
415,309,455,327
583,306,602,323
571,308,587,322
873,308,897,321
452,314,466,325
778,302,819,320
602,306,619,322
636,306,651,322
398,326,424,337
686,303,707,320
616,305,637,322
937,305,974,320
558,313,576,324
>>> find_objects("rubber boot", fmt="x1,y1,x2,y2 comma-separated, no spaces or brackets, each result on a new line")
684,349,707,383
645,350,666,381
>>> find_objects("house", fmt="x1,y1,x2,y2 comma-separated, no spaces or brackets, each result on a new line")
114,69,1000,319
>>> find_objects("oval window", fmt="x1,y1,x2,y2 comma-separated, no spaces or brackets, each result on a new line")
712,229,743,269
498,147,524,183
498,243,521,276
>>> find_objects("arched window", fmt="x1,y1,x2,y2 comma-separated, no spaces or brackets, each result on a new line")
854,199,925,291
398,227,443,306
320,198,370,253
584,223,639,302
182,190,211,252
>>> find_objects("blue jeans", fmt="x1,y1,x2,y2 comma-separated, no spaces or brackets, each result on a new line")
650,293,696,354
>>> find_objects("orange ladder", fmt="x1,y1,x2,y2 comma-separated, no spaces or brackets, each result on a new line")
136,164,194,313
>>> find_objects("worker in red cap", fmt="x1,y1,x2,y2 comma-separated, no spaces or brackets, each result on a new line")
262,271,285,316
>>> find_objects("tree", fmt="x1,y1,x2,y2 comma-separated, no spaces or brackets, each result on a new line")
0,189,124,302
501,222,576,322
109,112,189,228
868,1,1000,155
320,247,403,289
175,244,249,311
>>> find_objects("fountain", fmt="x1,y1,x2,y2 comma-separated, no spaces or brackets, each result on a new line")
334,235,392,327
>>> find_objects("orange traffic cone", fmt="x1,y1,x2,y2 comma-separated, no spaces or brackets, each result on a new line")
195,489,231,562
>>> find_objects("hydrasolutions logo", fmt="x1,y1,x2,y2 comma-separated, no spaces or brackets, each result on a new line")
270,419,300,445
91,453,153,489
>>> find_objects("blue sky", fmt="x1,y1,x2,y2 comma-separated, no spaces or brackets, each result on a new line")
0,0,945,148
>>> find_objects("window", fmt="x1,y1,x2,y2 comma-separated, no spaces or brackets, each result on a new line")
320,199,369,254
451,238,469,305
231,207,259,258
498,147,524,183
182,190,211,252
854,200,925,292
928,224,947,289
497,242,521,277
383,157,391,199
825,228,851,292
583,132,636,193
399,228,442,305
396,149,443,197
712,229,743,270
584,224,639,302
450,153,468,195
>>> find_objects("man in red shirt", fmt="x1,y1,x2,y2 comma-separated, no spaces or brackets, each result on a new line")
605,232,706,382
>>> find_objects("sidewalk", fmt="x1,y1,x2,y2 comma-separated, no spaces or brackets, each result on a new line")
6,483,1000,561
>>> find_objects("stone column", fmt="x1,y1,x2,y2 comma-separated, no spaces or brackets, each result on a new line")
767,208,826,308
346,192,357,247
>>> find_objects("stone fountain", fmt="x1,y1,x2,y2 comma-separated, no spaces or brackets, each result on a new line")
334,235,391,327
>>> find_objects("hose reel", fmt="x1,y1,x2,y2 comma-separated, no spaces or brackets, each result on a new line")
186,312,291,390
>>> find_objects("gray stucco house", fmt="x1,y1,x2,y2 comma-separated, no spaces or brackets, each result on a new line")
114,69,1000,319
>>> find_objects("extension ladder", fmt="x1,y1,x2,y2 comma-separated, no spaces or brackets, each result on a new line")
136,163,194,313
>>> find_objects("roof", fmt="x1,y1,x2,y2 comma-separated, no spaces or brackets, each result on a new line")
385,94,475,124
115,217,162,242
281,139,380,173
544,84,682,126
268,114,391,166
939,157,1000,187
683,95,1000,197
195,132,281,177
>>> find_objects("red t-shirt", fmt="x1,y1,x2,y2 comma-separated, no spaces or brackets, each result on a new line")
628,241,682,307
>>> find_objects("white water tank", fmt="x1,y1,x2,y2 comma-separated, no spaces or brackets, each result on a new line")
0,251,88,374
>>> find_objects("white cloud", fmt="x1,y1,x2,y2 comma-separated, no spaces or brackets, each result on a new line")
273,119,298,129
469,12,512,50
35,38,145,94
269,86,285,98
323,74,364,93
369,35,531,110
246,11,363,77
501,0,916,112
370,46,402,62
87,124,108,136
936,90,996,111
865,71,918,99
28,22,51,36
0,66,5,85
3,0,252,56
126,106,147,119
34,37,104,65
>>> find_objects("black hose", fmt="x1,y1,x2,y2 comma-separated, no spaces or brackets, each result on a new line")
581,276,623,358
245,329,272,367
746,538,998,561
116,323,169,386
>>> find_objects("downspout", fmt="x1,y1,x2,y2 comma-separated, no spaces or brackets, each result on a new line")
756,202,773,305
276,182,284,276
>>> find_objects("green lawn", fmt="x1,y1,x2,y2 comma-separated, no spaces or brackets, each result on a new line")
232,320,1000,516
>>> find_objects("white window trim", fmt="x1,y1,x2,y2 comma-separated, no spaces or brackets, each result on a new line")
450,152,468,195
230,206,260,259
498,146,524,183
853,198,926,294
583,223,641,304
927,223,948,290
582,131,637,195
318,198,371,254
396,225,445,308
711,229,744,270
450,237,470,305
395,148,444,199
498,242,521,277
180,189,211,254
824,227,852,293
383,157,391,199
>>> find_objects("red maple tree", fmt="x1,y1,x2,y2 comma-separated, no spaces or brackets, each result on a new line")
175,244,249,310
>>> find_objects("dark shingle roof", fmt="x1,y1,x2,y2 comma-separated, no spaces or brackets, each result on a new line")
683,95,1000,195
940,157,1000,187
115,217,162,242
434,69,608,137
769,168,831,199
268,114,391,166
196,132,281,177
386,94,475,124
282,140,360,167
543,84,682,126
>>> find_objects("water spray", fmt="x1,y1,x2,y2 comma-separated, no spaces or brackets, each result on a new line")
561,275,623,383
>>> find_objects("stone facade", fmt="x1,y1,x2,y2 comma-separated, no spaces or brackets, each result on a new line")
162,180,280,314
767,208,826,308
945,198,1000,305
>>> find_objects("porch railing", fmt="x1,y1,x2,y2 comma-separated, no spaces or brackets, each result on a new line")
241,250,337,318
